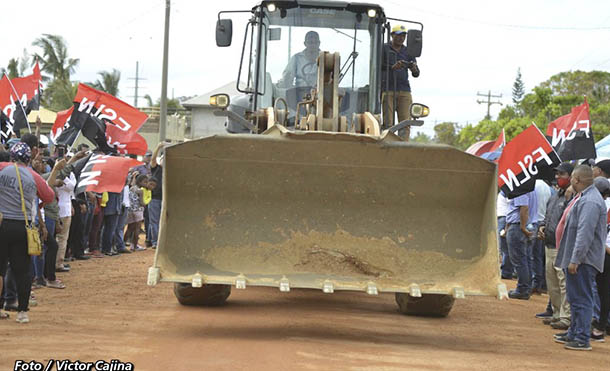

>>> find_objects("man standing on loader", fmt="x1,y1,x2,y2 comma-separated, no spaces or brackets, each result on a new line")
381,24,420,140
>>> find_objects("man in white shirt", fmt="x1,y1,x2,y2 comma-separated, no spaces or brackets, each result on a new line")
56,172,76,271
497,191,513,279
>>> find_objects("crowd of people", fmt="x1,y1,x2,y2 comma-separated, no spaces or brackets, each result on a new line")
0,134,166,324
498,160,610,351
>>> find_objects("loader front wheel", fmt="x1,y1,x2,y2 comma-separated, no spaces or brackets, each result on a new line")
395,293,455,317
173,283,231,306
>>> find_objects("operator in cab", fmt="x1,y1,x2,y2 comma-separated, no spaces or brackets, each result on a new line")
381,24,420,140
278,31,321,88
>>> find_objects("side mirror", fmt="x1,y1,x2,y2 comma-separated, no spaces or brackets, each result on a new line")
410,103,429,119
406,29,422,58
216,19,233,47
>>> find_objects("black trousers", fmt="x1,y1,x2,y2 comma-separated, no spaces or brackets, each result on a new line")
68,199,85,258
0,219,32,312
595,253,610,330
44,218,58,282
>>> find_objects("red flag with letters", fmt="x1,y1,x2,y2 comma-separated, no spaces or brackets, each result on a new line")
73,83,148,133
546,100,595,160
498,124,560,198
51,84,149,154
105,124,148,155
0,62,42,136
74,154,142,194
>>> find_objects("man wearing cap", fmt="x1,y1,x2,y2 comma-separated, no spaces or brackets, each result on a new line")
536,162,574,329
593,159,610,179
381,24,420,140
278,31,321,88
554,165,607,350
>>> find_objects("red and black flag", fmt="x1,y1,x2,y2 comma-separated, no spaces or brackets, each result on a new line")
0,109,11,144
0,62,42,134
52,83,149,154
105,123,148,155
546,100,595,161
498,124,561,198
74,154,142,194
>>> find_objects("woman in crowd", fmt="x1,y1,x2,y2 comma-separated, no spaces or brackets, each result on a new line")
0,143,62,323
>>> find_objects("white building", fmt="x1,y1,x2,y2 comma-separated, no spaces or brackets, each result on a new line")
182,81,241,138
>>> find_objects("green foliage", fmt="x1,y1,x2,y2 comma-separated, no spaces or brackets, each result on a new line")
32,34,79,82
412,132,432,143
143,94,154,107
5,58,19,78
459,70,610,149
88,69,121,96
2,50,32,79
512,68,525,107
44,79,78,111
433,122,460,146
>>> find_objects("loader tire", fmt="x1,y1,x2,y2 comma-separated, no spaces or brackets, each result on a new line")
173,283,231,306
395,293,455,317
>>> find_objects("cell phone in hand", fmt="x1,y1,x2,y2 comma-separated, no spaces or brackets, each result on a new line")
57,146,66,157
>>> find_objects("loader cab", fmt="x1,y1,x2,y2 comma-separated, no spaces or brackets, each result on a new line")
216,1,422,132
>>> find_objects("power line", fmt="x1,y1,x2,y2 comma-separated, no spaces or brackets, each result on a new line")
477,91,503,120
127,61,147,107
384,1,610,31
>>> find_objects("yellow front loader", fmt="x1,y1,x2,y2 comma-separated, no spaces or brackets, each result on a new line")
148,1,506,317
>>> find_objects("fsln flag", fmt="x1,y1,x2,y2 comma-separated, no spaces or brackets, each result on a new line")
75,154,142,194
546,100,595,161
54,84,149,153
0,110,12,144
0,63,42,132
73,83,148,134
105,124,148,155
50,106,74,144
498,124,560,199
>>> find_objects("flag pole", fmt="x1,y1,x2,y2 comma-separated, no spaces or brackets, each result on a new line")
3,72,32,133
67,129,82,153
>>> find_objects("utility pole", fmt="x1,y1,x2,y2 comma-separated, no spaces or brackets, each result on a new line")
128,61,147,108
159,0,171,142
476,91,503,120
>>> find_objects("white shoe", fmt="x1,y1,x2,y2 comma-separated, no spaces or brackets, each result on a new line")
16,311,29,323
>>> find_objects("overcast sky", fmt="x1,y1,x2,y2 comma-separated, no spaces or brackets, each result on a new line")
2,0,609,137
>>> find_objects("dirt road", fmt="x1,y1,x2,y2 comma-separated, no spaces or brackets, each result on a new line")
2,250,609,370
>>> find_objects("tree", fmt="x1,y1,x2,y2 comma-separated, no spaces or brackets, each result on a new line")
32,34,79,81
412,132,432,143
433,122,460,146
143,94,154,107
44,79,78,112
2,50,32,78
512,68,525,106
457,70,610,148
90,69,121,96
32,34,79,111
2,58,19,78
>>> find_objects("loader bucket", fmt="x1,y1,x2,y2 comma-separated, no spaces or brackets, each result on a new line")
151,126,502,297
